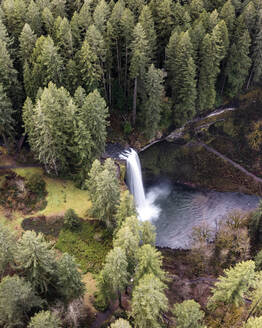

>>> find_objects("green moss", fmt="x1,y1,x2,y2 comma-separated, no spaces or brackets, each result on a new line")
56,220,112,274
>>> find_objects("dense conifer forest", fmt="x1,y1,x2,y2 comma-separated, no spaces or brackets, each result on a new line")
1,0,262,327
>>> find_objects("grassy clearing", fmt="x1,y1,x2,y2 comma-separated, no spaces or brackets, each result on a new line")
13,167,91,218
56,220,112,274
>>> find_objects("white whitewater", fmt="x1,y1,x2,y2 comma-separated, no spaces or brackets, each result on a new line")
120,149,168,221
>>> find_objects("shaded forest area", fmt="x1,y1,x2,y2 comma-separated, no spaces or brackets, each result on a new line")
1,0,262,177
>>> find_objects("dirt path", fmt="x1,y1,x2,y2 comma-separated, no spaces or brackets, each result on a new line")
198,142,262,185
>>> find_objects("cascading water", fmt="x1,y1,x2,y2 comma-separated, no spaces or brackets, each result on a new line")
121,149,146,208
120,148,166,221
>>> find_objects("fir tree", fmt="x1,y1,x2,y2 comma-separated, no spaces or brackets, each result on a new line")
19,23,37,63
110,319,132,328
0,275,42,327
173,300,206,328
131,273,168,328
115,190,136,230
0,223,16,277
99,247,129,308
28,311,62,328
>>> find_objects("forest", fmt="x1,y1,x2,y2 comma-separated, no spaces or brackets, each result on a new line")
1,0,262,327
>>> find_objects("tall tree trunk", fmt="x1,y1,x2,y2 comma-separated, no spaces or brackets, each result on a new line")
109,72,112,106
132,77,137,126
124,44,128,99
116,40,121,86
118,290,123,309
17,135,25,153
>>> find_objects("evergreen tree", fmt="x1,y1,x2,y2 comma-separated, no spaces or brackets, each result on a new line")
224,29,251,98
15,231,57,293
207,261,257,311
114,224,140,274
0,223,16,277
89,159,120,228
77,39,102,94
170,31,197,125
19,23,37,63
131,273,168,328
78,89,108,163
26,0,42,35
0,275,42,327
28,311,62,328
115,190,136,230
86,159,103,193
57,253,85,302
173,300,206,328
220,0,236,38
26,35,63,99
0,39,20,104
189,0,205,21
130,23,150,125
251,9,262,84
197,33,217,112
110,318,132,328
134,244,166,283
23,83,76,174
42,7,54,36
142,64,165,139
54,17,73,59
140,220,156,246
99,247,129,307
93,0,110,35
138,5,157,60
2,0,27,41
0,84,16,146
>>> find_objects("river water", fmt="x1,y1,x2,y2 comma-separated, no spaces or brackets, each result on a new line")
144,182,260,249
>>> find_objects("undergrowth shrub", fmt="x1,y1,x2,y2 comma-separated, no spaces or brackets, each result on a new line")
63,209,80,231
26,173,46,196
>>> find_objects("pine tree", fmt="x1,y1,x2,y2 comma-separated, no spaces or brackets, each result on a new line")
197,33,217,112
0,275,42,327
171,31,197,125
42,7,54,36
54,17,73,59
0,223,16,277
26,0,42,35
2,0,27,41
189,0,205,21
173,300,206,328
251,10,262,84
110,318,132,328
134,244,166,283
28,311,62,328
0,84,15,146
130,23,150,125
93,0,110,35
89,159,120,227
57,253,85,302
15,231,57,293
207,261,257,311
114,224,140,274
0,39,20,104
115,190,136,230
220,0,236,38
142,64,165,139
138,5,157,60
23,82,76,174
99,247,129,307
131,273,168,328
26,35,63,99
224,29,251,98
77,39,102,94
140,220,156,246
78,89,108,162
19,23,37,63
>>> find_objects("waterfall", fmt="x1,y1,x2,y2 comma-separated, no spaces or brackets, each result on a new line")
120,148,163,221
120,148,146,208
